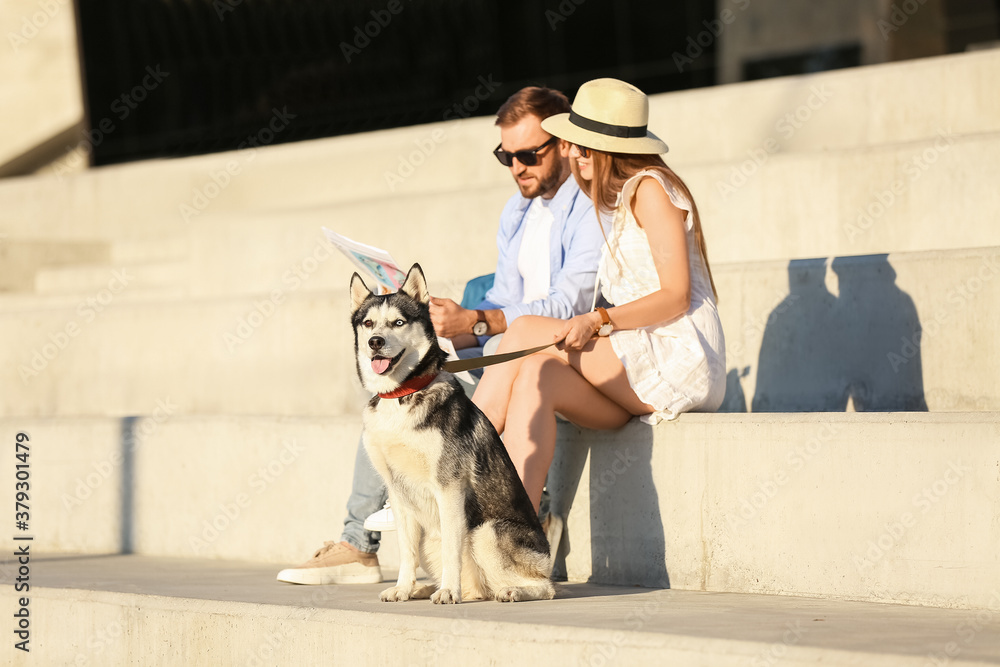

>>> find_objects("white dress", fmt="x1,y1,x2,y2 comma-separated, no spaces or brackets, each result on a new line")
596,169,727,424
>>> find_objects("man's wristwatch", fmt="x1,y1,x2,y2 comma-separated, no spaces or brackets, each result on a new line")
595,307,613,337
472,310,489,336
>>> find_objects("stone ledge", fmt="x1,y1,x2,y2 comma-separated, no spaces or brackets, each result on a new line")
4,554,1000,667
1,413,996,608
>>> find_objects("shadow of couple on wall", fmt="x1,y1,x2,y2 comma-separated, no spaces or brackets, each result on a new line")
545,254,927,591
722,254,928,412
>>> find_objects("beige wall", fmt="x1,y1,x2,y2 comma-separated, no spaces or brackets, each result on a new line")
0,0,82,169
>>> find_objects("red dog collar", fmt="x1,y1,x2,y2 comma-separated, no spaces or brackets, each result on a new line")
378,374,438,399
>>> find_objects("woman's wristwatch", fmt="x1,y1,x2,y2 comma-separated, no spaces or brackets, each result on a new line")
594,307,613,337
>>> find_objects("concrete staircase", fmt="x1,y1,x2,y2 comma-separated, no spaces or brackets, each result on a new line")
1,412,996,606
1,50,999,664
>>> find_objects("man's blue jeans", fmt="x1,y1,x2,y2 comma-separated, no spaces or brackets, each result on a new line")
340,346,484,553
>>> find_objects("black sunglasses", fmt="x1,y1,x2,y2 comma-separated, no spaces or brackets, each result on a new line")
575,144,591,158
493,136,558,167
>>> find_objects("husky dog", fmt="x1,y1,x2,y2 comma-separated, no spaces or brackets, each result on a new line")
350,264,555,603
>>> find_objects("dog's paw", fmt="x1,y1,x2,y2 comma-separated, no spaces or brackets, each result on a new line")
431,588,462,604
380,586,413,602
495,588,522,603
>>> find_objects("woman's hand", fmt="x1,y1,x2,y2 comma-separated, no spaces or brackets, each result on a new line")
555,311,602,351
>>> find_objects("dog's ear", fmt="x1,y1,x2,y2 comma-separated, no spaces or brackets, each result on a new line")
399,263,430,305
350,272,372,311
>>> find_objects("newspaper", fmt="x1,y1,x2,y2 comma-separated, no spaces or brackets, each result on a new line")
322,227,476,385
322,227,406,293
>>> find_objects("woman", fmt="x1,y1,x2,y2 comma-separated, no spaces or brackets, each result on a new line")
471,78,726,511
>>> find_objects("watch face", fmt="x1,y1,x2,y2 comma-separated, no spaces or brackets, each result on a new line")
473,321,488,336
598,323,614,337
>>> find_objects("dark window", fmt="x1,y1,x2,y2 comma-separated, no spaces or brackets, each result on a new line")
743,43,862,82
75,0,717,166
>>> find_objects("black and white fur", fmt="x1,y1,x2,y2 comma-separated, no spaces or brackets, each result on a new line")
350,264,554,603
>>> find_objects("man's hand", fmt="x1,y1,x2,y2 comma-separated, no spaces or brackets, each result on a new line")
429,297,477,338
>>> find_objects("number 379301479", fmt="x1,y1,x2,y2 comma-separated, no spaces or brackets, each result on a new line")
15,432,30,530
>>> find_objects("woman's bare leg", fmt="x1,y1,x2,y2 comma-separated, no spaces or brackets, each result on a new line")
473,316,653,426
474,317,656,510
503,355,634,509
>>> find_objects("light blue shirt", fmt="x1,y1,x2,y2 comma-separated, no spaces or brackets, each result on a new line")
479,176,605,326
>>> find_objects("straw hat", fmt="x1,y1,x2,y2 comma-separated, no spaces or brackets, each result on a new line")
541,78,667,154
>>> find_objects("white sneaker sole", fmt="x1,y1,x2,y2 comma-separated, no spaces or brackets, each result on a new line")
363,519,397,531
363,508,396,532
276,566,382,585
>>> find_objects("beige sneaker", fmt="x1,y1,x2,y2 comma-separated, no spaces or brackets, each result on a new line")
276,541,382,585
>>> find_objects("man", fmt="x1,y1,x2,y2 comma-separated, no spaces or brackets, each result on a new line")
277,86,604,585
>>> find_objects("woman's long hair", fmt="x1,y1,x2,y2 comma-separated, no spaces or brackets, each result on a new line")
575,151,718,300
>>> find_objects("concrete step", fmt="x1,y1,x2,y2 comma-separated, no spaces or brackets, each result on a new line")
686,130,1000,263
33,261,188,295
4,554,1000,667
185,185,510,298
4,124,997,276
0,239,110,291
651,49,1000,166
0,51,996,257
179,131,1000,298
549,413,1000,609
1,412,996,609
0,291,370,418
0,115,507,242
4,120,996,302
109,235,189,264
1,246,995,417
0,287,188,313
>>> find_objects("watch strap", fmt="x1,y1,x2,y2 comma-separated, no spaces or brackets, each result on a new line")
594,307,613,337
473,310,487,335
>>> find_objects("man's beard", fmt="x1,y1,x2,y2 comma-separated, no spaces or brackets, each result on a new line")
516,162,565,199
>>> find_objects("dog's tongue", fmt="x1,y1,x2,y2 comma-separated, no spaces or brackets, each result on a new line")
371,357,391,375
